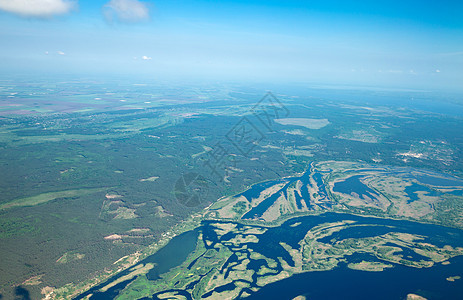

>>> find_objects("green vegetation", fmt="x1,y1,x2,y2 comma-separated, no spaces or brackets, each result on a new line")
2,81,463,299
108,216,463,299
232,201,248,216
0,217,39,238
0,188,107,210
56,252,85,264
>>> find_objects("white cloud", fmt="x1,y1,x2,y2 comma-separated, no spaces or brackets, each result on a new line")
142,55,152,60
103,0,149,23
435,69,441,73
0,0,76,18
57,51,65,55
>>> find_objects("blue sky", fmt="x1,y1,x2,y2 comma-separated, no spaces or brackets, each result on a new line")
0,0,462,91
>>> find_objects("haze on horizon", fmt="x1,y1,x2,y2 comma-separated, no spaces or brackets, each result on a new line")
0,0,462,92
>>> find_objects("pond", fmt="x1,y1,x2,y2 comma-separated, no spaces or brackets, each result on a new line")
73,229,200,300
333,175,379,199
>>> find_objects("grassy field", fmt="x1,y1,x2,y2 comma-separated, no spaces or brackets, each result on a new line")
0,187,108,210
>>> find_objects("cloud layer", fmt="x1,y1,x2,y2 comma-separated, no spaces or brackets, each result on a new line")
0,0,76,17
103,0,149,23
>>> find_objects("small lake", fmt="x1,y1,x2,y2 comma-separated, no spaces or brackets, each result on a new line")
238,180,282,202
333,175,379,199
73,229,200,300
413,174,463,187
404,182,440,203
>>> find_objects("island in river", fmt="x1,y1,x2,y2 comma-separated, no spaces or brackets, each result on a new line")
67,161,463,300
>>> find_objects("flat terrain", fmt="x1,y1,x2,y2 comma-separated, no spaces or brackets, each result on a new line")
1,80,463,299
